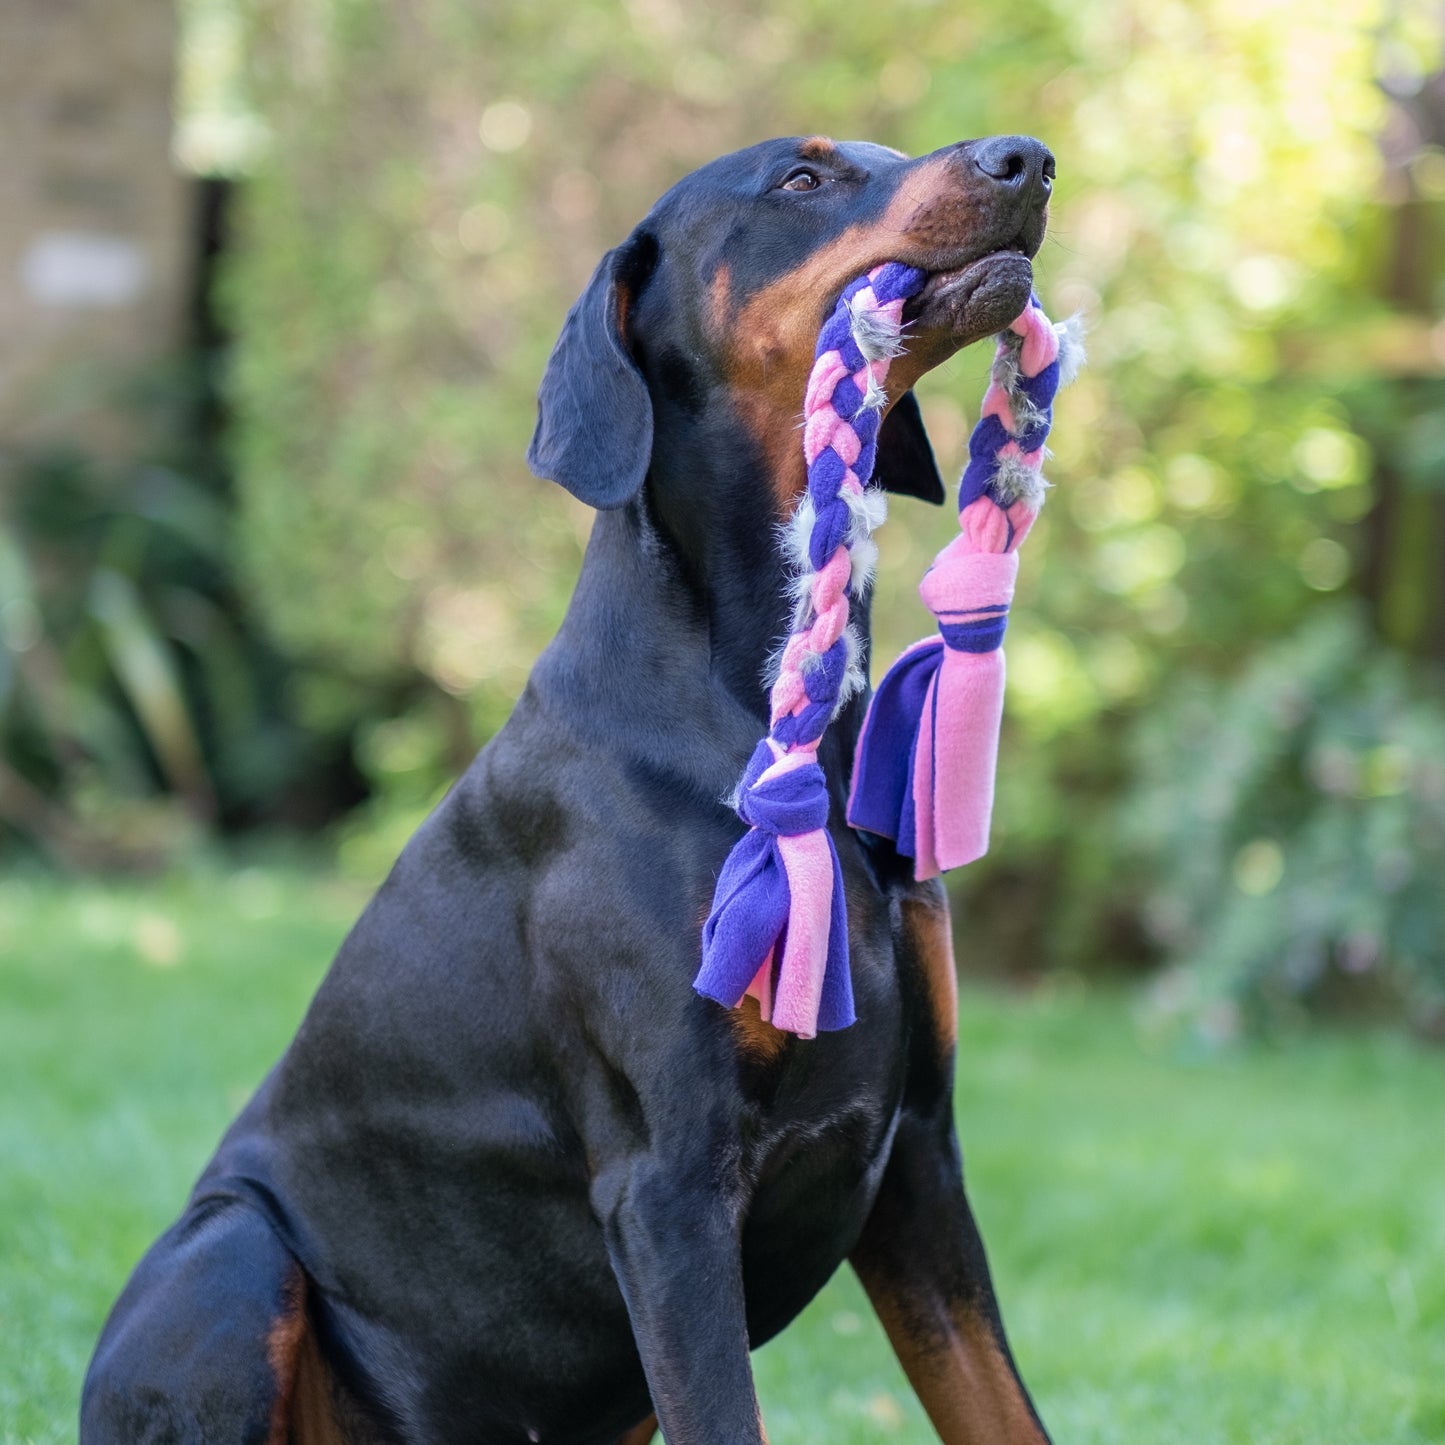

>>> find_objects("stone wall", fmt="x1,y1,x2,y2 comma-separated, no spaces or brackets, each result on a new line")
0,0,190,455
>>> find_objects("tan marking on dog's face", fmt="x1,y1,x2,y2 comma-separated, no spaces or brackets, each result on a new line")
716,154,970,509
798,135,839,161
899,892,958,1054
707,262,733,338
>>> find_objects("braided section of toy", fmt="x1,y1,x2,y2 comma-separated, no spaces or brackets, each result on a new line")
695,261,927,1039
847,295,1083,878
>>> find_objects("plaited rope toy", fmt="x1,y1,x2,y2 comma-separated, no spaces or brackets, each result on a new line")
695,264,1083,1039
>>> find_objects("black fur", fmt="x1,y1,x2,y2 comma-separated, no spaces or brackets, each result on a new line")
83,135,1055,1445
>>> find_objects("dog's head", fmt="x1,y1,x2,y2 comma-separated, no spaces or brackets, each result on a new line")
528,135,1053,512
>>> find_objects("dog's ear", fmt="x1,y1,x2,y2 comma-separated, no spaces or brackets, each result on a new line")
875,390,946,505
527,231,660,509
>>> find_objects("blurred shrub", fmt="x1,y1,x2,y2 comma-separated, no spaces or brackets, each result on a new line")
1125,608,1445,1038
0,360,358,866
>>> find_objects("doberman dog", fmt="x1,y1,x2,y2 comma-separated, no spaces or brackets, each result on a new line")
83,133,1056,1444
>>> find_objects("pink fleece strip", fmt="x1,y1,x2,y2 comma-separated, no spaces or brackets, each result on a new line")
980,379,1016,431
958,495,1018,553
1005,499,1040,545
770,830,834,1038
769,638,808,717
804,352,850,416
756,741,814,782
910,671,940,879
745,948,775,1018
919,548,1019,613
1016,309,1060,374
804,547,853,661
804,405,863,467
920,648,1006,875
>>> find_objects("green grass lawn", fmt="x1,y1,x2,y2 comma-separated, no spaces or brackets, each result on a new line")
2,867,1442,1444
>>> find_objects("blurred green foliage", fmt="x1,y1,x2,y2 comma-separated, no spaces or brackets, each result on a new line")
2,370,249,861
1126,607,1445,1035
0,358,364,867
7,0,1445,1031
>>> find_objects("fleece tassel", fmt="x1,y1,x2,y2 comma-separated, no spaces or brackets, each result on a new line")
847,297,1082,878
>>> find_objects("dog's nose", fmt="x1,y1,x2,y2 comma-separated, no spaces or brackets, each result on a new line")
971,135,1054,200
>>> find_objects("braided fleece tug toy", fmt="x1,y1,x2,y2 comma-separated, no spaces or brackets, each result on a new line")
695,262,1082,1038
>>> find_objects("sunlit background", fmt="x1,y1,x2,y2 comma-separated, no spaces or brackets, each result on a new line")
5,0,1442,1032
2,2,1444,1437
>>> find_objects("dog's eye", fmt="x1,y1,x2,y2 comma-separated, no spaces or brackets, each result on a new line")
780,168,823,193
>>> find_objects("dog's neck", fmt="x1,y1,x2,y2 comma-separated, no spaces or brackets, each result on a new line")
537,399,874,763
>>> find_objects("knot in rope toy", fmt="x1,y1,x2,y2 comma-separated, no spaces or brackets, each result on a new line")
695,263,1083,1039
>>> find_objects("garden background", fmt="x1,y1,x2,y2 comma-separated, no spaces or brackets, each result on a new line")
2,0,1443,1439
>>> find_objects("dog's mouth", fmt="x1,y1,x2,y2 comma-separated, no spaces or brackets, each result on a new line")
902,247,1035,348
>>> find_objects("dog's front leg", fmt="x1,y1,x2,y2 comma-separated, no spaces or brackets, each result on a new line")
850,1107,1051,1445
593,1155,765,1445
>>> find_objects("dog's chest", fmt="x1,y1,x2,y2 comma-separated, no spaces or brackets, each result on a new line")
723,913,923,1336
735,1087,901,1345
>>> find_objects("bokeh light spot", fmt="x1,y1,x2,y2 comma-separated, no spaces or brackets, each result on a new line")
1299,537,1350,591
1294,427,1364,488
479,100,533,153
1233,839,1284,897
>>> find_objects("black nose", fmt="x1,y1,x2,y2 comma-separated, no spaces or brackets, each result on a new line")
971,135,1054,198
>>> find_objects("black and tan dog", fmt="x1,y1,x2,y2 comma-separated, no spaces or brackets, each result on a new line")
83,133,1056,1445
